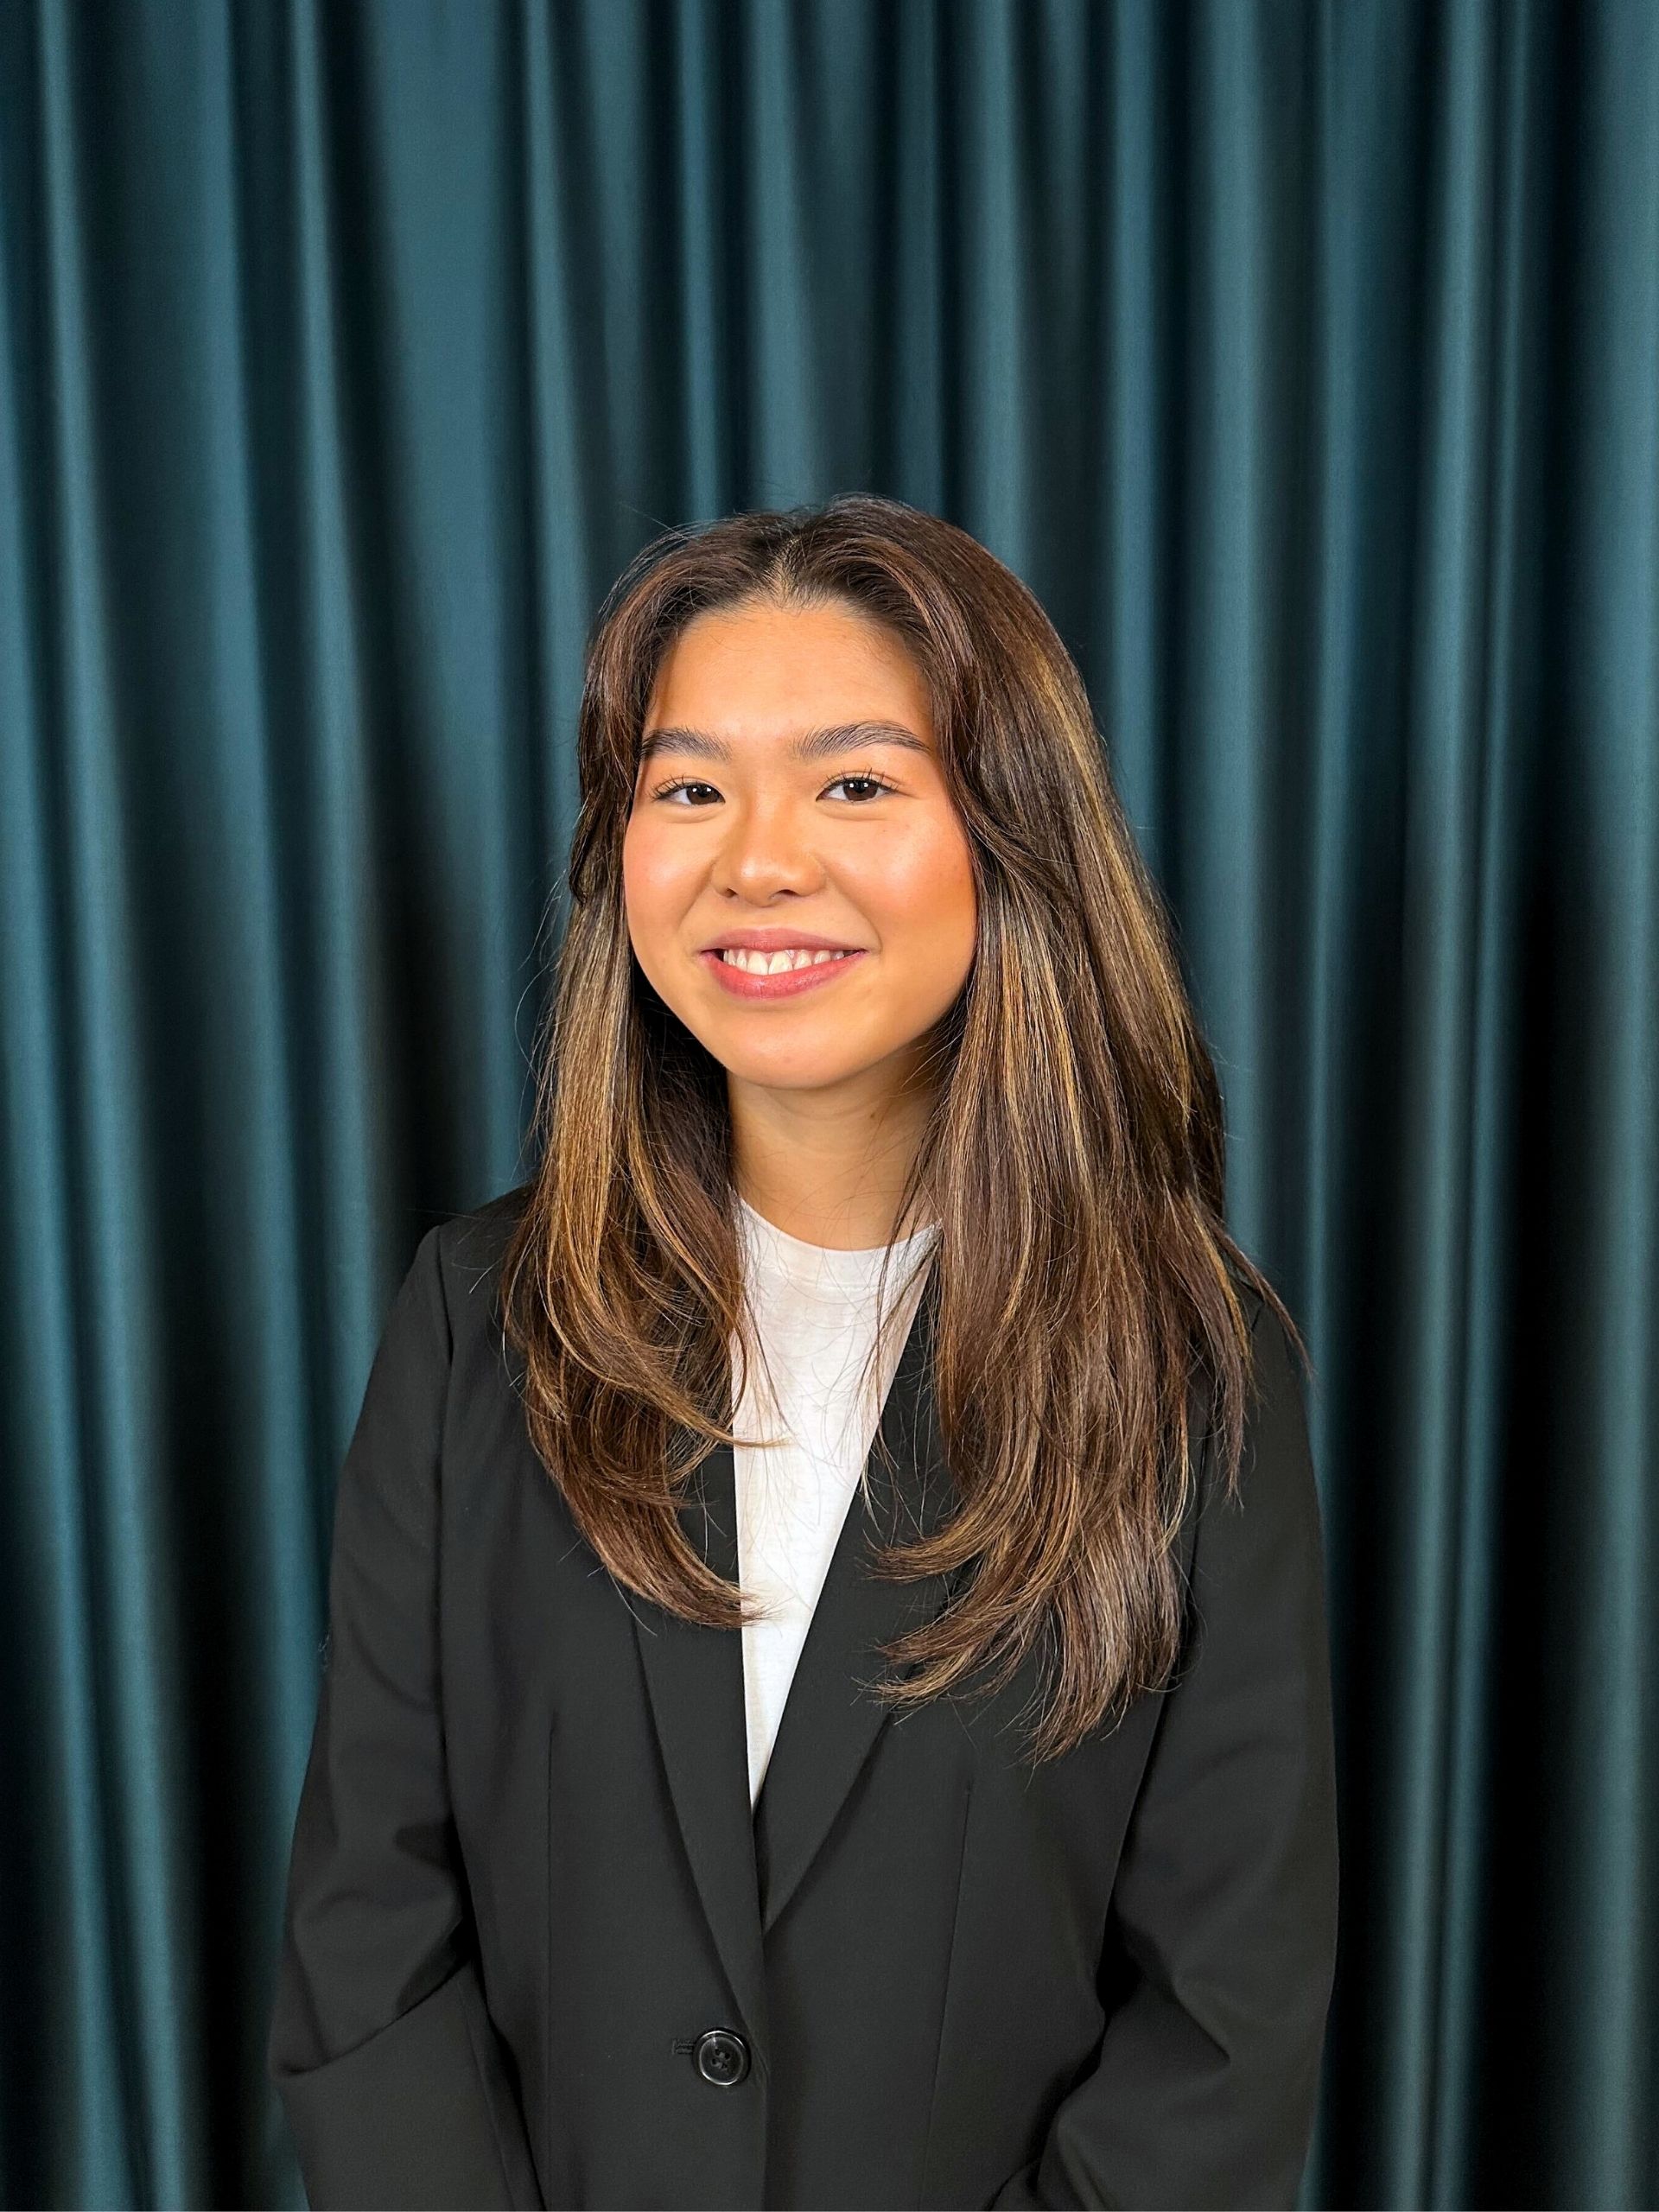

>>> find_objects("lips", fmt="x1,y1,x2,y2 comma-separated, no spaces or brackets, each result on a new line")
698,946,868,1001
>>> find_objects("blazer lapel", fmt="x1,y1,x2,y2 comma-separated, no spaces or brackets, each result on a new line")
630,1429,771,2055
752,1266,960,1936
632,1264,960,2031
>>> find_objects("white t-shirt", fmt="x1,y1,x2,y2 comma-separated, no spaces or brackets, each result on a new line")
731,1193,940,1808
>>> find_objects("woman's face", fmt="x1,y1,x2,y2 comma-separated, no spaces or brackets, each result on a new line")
623,594,978,1102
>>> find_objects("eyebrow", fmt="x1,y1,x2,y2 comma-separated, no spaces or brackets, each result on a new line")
636,719,932,766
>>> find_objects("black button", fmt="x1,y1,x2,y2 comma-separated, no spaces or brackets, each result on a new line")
693,2027,750,2086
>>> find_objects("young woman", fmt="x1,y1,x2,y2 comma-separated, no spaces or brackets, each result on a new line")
267,496,1339,2211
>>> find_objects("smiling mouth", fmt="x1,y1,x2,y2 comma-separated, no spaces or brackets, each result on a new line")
711,946,860,974
698,945,868,999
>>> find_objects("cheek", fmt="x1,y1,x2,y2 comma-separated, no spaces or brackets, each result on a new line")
621,822,682,924
858,825,978,955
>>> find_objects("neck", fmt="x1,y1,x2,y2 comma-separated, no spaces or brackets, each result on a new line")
728,1065,936,1252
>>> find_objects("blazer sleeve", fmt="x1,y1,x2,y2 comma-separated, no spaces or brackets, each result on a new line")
266,1224,543,2211
988,1293,1340,2211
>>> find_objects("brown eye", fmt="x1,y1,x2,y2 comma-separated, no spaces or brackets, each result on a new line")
649,771,898,805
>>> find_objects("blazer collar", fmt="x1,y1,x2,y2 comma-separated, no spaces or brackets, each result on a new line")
630,1265,957,2056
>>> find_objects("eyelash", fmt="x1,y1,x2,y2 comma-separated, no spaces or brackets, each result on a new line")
647,770,900,807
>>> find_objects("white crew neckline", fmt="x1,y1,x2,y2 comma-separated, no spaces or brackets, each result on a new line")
736,1192,939,1289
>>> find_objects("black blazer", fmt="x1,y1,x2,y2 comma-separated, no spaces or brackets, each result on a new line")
267,1188,1339,2210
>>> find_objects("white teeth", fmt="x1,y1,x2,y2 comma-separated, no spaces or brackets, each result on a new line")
718,947,855,974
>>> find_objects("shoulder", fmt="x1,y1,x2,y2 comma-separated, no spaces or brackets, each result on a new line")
1218,1249,1268,1332
1190,1264,1295,1506
414,1181,536,1351
1202,1269,1315,1536
1216,1256,1279,1380
436,1179,534,1273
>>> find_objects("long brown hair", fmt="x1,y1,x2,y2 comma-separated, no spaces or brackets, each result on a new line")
499,493,1306,1764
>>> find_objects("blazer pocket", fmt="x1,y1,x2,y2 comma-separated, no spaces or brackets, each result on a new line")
273,1956,543,2210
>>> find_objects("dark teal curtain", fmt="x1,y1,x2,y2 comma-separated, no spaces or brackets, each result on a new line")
3,1,1656,2206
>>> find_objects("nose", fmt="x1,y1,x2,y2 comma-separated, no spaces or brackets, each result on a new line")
712,792,829,898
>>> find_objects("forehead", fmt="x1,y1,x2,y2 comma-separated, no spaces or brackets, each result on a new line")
643,599,933,737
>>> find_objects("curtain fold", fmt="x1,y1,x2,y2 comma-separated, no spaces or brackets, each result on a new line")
1,2,1654,2205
